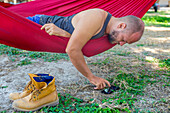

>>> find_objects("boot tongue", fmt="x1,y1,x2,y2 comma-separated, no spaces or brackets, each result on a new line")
32,76,54,89
28,73,50,81
28,73,38,81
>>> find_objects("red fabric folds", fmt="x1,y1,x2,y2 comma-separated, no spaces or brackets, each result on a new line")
0,2,13,8
0,0,156,57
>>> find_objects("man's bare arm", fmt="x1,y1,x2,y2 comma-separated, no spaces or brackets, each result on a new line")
41,23,71,37
66,12,110,89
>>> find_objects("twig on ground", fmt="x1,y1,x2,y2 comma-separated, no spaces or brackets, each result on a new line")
73,85,92,95
89,91,99,104
99,102,129,110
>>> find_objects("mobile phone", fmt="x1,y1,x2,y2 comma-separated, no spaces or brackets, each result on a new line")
101,85,120,94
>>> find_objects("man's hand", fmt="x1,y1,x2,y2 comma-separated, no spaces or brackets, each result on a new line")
41,23,59,36
41,23,71,37
88,75,111,89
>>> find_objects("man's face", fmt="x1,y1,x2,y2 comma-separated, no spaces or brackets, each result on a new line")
108,30,140,46
108,30,128,46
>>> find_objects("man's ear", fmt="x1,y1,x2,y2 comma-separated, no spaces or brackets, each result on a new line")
117,23,126,29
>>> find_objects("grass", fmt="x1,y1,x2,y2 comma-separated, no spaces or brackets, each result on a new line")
17,58,32,66
105,49,131,56
147,11,170,15
145,56,170,70
10,92,132,113
3,70,164,113
142,10,170,27
159,59,170,69
142,12,170,27
0,44,69,63
0,10,170,112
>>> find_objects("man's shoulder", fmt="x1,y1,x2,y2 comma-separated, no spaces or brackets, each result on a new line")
81,8,106,14
87,8,105,12
76,8,107,20
72,8,108,33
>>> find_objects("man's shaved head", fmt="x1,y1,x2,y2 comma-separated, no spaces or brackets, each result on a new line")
120,15,145,40
108,15,145,45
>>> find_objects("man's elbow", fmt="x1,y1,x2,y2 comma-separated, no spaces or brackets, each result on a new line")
65,48,79,56
65,48,72,54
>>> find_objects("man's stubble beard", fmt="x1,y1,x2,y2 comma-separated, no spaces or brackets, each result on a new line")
108,31,119,44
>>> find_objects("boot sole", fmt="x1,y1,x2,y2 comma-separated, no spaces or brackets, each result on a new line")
9,97,15,101
12,99,59,112
9,97,22,101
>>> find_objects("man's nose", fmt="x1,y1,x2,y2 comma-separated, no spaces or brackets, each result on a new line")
119,42,126,46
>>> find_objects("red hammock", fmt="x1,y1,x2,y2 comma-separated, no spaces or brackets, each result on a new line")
0,0,156,57
0,2,13,8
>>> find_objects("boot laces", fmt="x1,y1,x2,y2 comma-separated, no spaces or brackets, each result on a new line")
25,82,36,92
32,89,43,101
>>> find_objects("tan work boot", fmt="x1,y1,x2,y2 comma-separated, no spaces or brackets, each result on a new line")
12,75,59,111
9,73,50,100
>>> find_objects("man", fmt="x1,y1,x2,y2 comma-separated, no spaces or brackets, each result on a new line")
28,8,145,90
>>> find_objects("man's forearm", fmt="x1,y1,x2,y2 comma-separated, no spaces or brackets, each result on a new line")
41,23,71,37
67,50,94,79
55,28,71,37
67,50,111,89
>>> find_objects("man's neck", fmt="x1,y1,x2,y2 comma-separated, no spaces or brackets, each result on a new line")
105,17,117,34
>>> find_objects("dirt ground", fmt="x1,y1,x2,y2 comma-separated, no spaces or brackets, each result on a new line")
0,10,170,112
